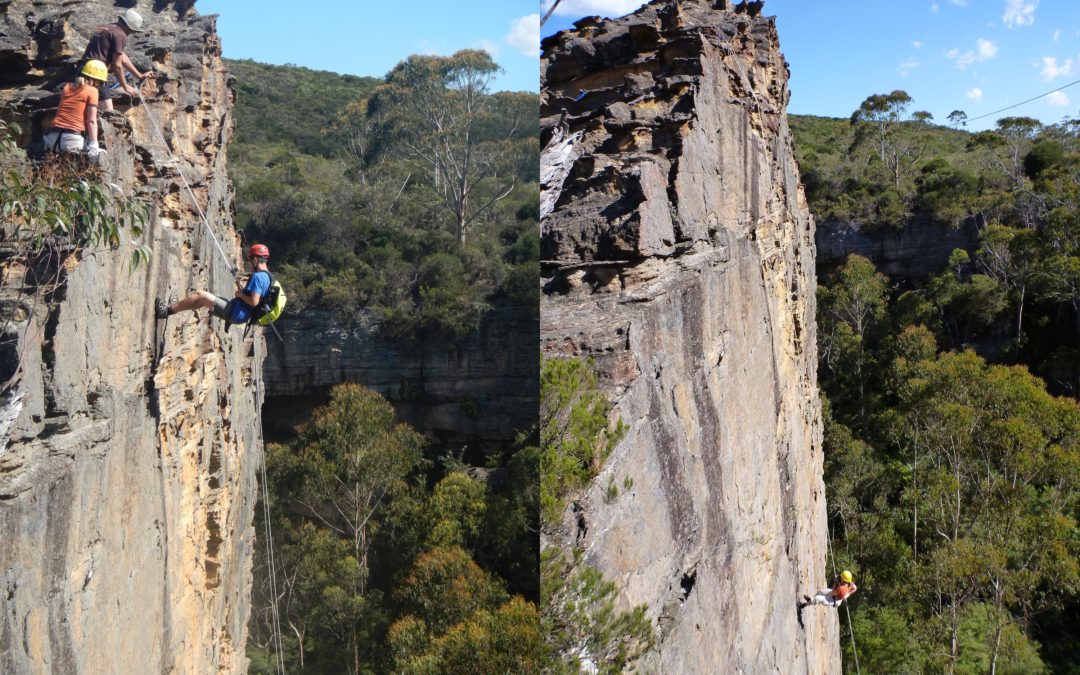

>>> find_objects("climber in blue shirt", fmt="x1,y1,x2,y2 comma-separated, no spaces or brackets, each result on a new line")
157,244,272,325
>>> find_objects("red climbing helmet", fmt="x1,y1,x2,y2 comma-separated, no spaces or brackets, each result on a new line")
248,244,269,259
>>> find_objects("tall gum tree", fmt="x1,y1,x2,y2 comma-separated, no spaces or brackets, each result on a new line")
369,50,517,245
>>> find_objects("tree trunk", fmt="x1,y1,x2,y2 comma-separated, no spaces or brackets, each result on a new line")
990,624,1003,675
290,623,306,668
1014,282,1026,357
912,445,918,558
353,624,361,675
949,604,959,675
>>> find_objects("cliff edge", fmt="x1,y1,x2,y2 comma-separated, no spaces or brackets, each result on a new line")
0,2,259,672
541,0,838,671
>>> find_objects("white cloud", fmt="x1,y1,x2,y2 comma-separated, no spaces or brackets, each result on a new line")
540,0,648,18
505,14,539,57
1041,56,1074,80
1052,28,1062,42
949,0,968,5
949,39,998,68
1046,91,1070,106
966,87,984,102
1003,0,1038,28
899,59,920,77
913,40,923,48
931,3,940,13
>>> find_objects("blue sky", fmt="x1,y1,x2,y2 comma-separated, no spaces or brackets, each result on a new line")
542,0,1080,131
197,0,539,92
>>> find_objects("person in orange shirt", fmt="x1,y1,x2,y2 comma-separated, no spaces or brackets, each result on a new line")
43,60,108,157
801,570,857,608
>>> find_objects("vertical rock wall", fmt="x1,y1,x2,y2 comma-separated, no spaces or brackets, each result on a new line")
541,1,838,671
0,2,258,672
261,304,539,448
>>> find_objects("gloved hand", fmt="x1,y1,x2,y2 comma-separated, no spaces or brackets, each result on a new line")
84,141,106,159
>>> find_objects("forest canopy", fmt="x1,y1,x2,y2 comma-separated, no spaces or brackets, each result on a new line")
806,95,1080,672
227,55,539,346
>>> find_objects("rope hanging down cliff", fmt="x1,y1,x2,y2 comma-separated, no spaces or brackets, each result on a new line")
134,85,238,278
827,523,861,675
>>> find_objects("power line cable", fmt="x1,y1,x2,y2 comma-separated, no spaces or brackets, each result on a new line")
963,78,1080,123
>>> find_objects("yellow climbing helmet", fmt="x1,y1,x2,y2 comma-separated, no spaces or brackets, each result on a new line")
840,570,853,584
81,59,108,83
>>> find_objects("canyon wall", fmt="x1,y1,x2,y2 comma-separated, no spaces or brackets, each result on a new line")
816,216,982,280
262,303,538,448
541,0,839,671
0,2,259,672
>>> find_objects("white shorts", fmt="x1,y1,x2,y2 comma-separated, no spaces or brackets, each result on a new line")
42,130,85,153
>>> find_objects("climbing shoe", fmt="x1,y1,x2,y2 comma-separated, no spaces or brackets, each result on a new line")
155,298,170,319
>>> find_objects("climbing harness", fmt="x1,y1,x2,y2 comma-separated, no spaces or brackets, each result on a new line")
825,518,859,669
134,84,238,278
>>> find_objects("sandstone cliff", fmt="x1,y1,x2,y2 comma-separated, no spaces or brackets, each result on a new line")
0,2,258,672
541,1,838,671
261,303,538,448
817,216,982,280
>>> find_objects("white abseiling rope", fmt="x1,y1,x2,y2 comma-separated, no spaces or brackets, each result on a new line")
135,85,284,671
827,522,861,675
133,86,238,278
260,440,287,675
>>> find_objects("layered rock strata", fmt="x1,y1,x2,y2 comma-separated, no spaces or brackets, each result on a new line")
541,1,838,671
1,2,257,672
262,304,538,448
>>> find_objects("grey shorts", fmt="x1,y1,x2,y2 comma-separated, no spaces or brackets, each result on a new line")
209,294,232,321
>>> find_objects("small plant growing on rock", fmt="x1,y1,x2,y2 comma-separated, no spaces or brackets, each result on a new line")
540,355,627,525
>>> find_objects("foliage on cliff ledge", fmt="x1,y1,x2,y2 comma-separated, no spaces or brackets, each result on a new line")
540,356,626,524
0,120,150,271
248,384,539,673
539,356,652,672
227,55,538,346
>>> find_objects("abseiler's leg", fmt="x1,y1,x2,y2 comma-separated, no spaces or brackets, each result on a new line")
171,290,217,314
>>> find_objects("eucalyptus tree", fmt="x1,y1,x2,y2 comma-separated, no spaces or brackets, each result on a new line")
369,49,517,244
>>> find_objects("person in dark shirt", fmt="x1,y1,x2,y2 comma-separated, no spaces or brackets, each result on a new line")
157,245,273,326
80,9,154,112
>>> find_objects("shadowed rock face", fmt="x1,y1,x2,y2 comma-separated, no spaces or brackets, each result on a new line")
261,304,539,449
541,1,838,671
816,216,982,280
1,2,258,673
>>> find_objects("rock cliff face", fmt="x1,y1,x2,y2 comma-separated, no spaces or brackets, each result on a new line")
817,216,982,280
541,1,838,671
262,304,538,448
0,2,258,673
